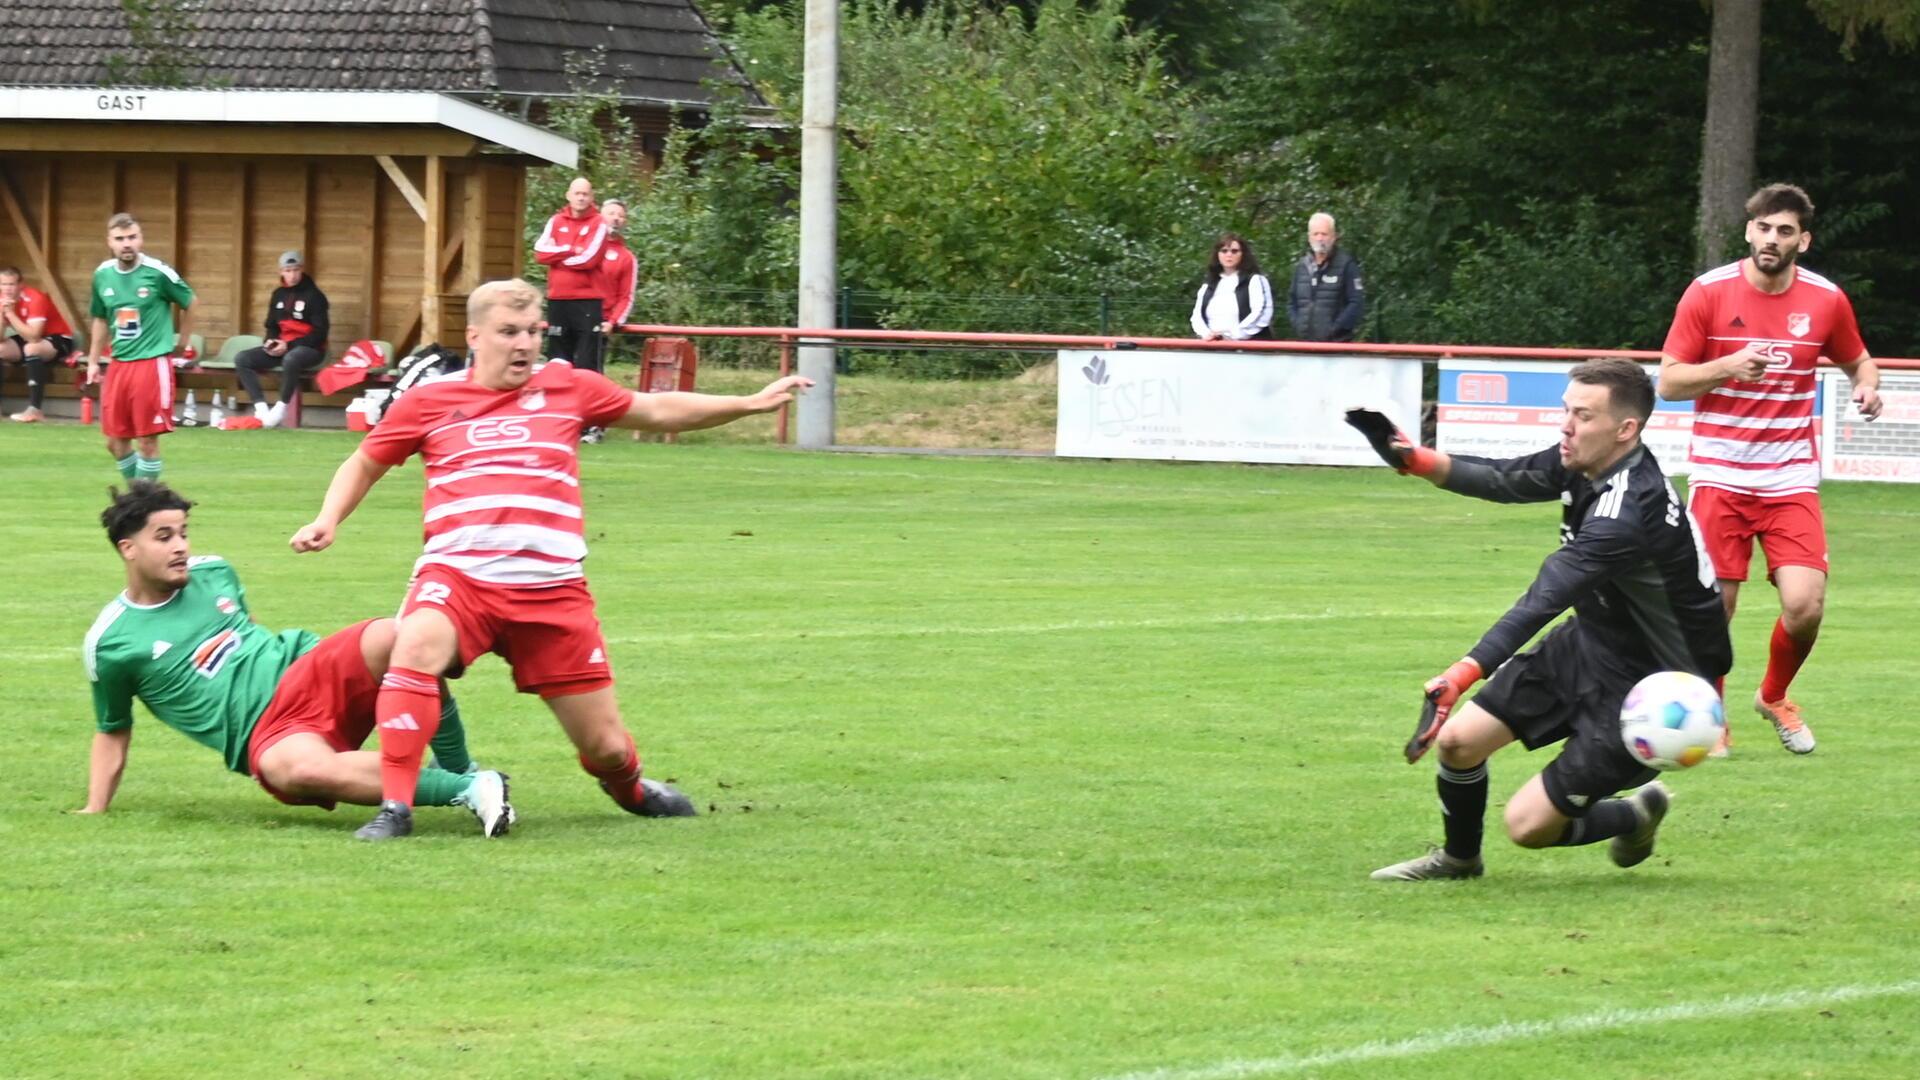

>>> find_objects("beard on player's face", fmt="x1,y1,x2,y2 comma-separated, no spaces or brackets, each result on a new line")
1751,241,1798,275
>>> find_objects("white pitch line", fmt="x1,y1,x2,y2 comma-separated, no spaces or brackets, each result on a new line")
585,455,1409,503
1098,978,1920,1080
12,610,1463,665
598,608,1457,647
1,609,1464,663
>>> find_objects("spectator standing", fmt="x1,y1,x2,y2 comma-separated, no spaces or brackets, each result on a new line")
87,213,194,482
583,197,638,446
1288,212,1366,342
234,251,329,428
1,265,77,422
595,198,637,336
1189,233,1275,341
533,177,608,375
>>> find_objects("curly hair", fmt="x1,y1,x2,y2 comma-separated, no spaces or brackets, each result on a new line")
101,481,194,547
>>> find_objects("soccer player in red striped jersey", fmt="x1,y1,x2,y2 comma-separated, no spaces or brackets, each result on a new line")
290,278,809,840
1657,183,1883,757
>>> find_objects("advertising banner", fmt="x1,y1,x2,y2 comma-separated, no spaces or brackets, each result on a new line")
1823,370,1920,484
1437,359,1707,474
1055,349,1423,465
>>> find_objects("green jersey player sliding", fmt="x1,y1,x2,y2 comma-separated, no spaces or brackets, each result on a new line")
81,482,515,837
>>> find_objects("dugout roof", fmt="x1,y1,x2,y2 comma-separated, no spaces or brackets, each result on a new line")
0,0,761,110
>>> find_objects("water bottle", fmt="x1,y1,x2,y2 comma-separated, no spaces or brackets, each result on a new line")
180,389,199,427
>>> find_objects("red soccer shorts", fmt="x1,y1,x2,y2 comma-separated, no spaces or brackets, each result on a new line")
1688,485,1828,583
399,566,613,699
247,619,381,807
99,357,175,439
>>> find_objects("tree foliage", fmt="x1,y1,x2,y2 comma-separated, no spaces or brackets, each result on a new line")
573,0,1920,365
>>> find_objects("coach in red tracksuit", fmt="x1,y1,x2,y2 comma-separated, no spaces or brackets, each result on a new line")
595,198,637,334
534,177,609,374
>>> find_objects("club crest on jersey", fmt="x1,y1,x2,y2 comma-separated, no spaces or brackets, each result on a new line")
518,387,546,411
216,595,239,614
1788,312,1811,337
191,629,241,678
137,286,152,299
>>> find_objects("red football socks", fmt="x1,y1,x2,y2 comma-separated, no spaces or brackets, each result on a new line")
1759,618,1815,703
580,732,645,810
375,667,443,806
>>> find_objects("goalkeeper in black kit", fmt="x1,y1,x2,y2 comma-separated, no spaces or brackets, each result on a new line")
1346,358,1732,881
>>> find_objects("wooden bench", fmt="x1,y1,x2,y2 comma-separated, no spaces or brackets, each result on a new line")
1,362,392,429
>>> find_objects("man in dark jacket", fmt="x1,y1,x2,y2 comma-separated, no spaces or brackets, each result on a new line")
235,251,329,427
1287,213,1366,342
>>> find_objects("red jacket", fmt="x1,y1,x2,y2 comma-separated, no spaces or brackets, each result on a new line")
533,208,609,300
596,234,637,326
6,285,73,338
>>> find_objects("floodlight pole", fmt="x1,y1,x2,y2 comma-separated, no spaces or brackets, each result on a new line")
795,0,839,448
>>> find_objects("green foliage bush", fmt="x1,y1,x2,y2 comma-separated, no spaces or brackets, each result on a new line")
528,0,1920,373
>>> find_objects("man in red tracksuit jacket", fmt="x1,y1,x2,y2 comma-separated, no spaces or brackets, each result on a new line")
533,177,608,375
595,198,637,336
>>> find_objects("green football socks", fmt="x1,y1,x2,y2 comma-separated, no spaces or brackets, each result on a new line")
415,767,476,808
426,695,473,775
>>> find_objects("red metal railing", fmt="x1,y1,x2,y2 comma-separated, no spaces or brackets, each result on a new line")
613,322,1920,445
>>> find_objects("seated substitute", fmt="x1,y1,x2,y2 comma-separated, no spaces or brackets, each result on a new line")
234,251,329,428
81,482,514,836
0,264,78,423
1345,358,1732,881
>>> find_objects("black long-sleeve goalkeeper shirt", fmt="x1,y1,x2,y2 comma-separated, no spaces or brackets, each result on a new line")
1441,443,1732,681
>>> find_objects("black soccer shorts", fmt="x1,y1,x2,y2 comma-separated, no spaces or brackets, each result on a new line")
1469,621,1659,818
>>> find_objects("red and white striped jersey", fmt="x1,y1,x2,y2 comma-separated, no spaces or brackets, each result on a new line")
359,361,635,586
1661,259,1867,496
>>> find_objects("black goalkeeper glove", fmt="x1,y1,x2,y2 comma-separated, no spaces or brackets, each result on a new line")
1344,408,1438,476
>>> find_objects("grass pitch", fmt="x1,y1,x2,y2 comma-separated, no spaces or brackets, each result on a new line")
4,423,1918,1079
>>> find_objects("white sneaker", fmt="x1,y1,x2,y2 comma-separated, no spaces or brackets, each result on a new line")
1755,694,1816,754
253,401,270,422
1369,847,1483,881
263,401,288,429
8,407,42,423
452,769,516,837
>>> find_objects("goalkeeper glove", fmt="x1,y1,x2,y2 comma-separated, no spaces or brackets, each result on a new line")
1344,407,1439,476
1405,657,1483,764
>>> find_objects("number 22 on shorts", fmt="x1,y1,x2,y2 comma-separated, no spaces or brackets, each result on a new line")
414,581,452,606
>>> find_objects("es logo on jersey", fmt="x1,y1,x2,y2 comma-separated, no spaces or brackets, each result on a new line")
467,417,534,446
190,629,241,678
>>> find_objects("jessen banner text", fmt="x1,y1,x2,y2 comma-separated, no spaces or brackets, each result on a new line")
1055,349,1422,466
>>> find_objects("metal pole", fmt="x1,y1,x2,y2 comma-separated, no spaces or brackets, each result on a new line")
795,0,839,448
778,338,793,445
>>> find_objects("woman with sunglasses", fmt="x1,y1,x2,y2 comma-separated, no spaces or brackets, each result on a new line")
1190,233,1275,341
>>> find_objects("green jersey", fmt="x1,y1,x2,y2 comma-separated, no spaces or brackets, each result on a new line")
89,255,194,361
84,557,317,774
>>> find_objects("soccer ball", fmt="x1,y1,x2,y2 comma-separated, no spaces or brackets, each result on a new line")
1620,671,1725,771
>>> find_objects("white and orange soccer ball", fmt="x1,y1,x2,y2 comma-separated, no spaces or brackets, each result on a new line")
1620,671,1726,771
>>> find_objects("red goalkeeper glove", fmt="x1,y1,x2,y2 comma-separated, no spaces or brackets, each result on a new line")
1405,658,1483,764
1344,407,1439,476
